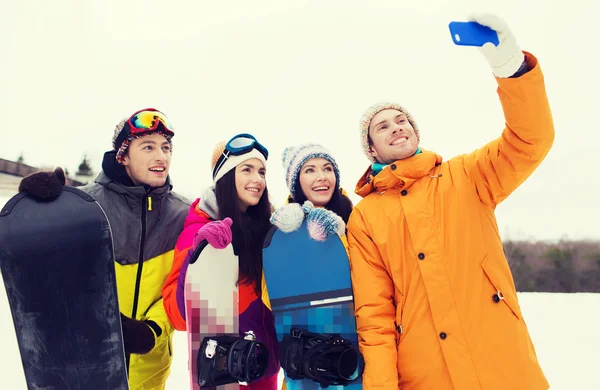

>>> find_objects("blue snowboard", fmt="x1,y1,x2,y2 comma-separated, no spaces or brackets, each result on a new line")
0,187,129,389
262,221,363,390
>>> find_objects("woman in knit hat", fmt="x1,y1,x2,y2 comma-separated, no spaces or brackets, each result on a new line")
162,133,280,390
270,143,353,244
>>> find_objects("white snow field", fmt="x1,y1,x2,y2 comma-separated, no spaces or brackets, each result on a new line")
0,281,598,389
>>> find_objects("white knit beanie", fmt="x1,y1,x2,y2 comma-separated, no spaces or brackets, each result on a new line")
211,141,267,184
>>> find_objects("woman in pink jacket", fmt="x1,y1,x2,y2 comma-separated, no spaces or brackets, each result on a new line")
162,133,280,390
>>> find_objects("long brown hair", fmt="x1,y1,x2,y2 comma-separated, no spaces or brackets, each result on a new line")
215,169,272,294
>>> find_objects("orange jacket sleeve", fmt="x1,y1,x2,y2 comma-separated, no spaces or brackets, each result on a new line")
461,52,555,207
346,208,398,390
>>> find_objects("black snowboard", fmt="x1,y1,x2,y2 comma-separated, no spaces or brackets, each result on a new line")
0,186,129,390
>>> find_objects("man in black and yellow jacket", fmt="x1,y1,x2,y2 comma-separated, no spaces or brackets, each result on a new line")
20,108,189,389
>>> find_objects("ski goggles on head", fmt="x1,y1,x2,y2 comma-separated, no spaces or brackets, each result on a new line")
127,108,175,136
212,133,269,180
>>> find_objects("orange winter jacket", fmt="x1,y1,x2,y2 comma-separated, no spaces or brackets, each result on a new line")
346,52,553,390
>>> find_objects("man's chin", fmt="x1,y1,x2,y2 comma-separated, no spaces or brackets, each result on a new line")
143,177,167,188
390,146,419,162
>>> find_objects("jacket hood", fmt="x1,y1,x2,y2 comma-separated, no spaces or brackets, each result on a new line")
354,149,443,197
196,185,220,220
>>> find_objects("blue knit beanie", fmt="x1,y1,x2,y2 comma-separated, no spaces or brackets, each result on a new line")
281,143,341,199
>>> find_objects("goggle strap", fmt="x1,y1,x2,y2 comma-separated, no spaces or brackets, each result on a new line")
212,150,230,180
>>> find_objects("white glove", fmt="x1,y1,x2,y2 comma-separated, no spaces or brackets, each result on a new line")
468,13,525,78
270,203,306,233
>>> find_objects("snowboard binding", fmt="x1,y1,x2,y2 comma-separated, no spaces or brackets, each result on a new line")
197,331,270,387
280,327,365,387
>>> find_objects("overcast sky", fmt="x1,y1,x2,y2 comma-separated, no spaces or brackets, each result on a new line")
1,0,597,241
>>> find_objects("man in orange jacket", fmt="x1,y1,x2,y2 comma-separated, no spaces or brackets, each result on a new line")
346,13,553,390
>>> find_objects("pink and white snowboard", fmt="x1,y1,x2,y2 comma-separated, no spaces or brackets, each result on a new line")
184,242,239,390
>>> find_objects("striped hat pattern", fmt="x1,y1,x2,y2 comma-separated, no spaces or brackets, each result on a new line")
281,143,341,199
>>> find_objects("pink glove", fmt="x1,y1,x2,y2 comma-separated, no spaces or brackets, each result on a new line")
193,218,233,249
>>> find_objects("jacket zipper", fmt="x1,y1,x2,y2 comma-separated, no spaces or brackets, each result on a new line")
126,193,149,371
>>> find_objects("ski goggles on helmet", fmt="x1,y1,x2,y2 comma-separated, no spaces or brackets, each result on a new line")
212,133,269,180
127,108,175,136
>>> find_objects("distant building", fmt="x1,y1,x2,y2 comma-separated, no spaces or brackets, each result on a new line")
74,155,95,185
0,157,94,204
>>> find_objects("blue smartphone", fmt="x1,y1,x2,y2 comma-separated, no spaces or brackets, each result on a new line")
448,21,499,46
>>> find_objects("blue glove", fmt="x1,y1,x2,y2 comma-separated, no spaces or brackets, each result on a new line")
305,206,346,242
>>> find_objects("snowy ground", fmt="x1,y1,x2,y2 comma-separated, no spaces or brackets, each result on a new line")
0,282,597,390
